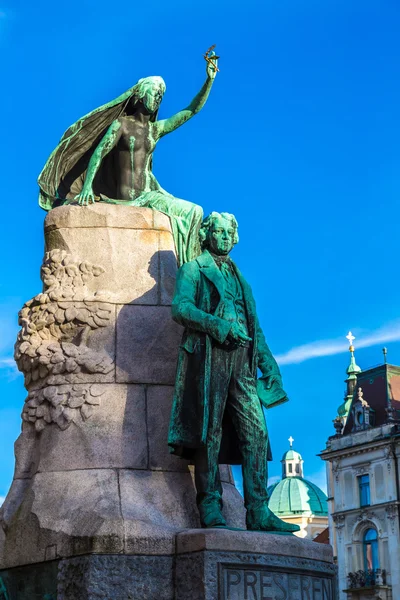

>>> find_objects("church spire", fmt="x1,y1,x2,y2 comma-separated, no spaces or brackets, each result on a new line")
337,331,362,421
345,331,361,394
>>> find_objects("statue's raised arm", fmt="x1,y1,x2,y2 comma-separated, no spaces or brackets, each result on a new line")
156,48,219,138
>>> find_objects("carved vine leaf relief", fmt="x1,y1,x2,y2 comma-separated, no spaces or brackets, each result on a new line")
22,383,105,431
14,249,113,431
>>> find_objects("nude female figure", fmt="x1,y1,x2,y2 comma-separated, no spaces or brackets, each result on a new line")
38,50,219,265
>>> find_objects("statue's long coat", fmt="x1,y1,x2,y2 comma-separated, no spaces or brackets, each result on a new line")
168,250,286,465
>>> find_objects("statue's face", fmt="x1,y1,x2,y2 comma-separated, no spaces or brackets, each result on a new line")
208,216,236,255
138,76,166,113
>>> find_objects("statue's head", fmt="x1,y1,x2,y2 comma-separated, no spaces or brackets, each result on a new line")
199,212,239,256
134,76,166,114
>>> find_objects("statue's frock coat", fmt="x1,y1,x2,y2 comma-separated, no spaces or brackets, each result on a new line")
168,250,284,464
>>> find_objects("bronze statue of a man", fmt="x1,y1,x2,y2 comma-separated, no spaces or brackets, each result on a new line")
168,212,299,533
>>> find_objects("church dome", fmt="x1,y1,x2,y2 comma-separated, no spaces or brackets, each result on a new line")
267,477,328,517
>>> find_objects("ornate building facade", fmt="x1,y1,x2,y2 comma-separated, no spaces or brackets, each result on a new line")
320,334,400,600
268,439,329,539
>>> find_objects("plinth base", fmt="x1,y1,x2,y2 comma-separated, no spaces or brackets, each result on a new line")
0,529,336,599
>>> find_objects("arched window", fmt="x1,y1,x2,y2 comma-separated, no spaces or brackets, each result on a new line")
363,528,379,571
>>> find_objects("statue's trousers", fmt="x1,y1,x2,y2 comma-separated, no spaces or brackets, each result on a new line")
194,344,269,511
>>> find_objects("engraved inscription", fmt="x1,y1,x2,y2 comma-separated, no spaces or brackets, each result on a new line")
221,566,334,600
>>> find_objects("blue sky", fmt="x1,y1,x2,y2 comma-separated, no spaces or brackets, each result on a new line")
1,0,400,501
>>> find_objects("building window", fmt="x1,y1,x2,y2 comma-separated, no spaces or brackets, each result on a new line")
288,464,292,473
295,464,300,474
363,529,379,571
358,474,370,507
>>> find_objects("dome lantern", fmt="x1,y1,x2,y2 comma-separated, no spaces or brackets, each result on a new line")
281,437,304,479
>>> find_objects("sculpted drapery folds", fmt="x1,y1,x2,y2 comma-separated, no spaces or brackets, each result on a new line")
38,53,219,265
168,212,299,533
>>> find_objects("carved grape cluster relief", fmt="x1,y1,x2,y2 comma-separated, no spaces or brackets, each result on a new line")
15,249,114,430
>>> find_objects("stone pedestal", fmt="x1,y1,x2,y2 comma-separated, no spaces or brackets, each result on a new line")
175,529,336,600
0,530,336,599
0,206,244,591
0,205,336,599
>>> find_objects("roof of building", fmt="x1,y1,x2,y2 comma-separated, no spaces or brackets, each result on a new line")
343,363,400,434
313,527,330,544
282,449,303,461
267,476,328,517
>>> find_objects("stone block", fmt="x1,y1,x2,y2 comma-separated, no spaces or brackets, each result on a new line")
0,478,32,534
221,482,246,529
147,385,190,472
116,305,183,384
46,227,161,305
175,529,336,600
219,464,234,484
45,204,155,231
153,210,172,232
176,528,334,561
13,424,38,479
119,470,201,554
36,384,148,472
1,469,123,568
159,231,178,305
57,554,175,600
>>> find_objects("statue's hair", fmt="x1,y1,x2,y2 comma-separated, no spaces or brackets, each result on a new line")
134,76,166,99
199,212,239,250
123,76,166,121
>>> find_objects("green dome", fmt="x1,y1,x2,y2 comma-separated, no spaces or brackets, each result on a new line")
282,449,302,461
267,477,328,517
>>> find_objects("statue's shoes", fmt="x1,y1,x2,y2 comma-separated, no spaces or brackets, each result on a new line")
199,504,227,529
246,506,300,533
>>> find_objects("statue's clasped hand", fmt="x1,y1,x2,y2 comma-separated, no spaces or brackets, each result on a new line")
228,322,252,347
74,188,97,206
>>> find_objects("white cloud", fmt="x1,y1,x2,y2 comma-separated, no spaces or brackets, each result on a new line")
276,320,400,366
0,356,20,380
0,358,15,368
267,475,281,487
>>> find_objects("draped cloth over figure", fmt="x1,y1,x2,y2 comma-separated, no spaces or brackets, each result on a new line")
37,82,203,265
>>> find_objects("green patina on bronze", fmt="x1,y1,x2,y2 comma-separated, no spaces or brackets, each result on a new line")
0,578,8,600
38,53,218,265
168,212,299,533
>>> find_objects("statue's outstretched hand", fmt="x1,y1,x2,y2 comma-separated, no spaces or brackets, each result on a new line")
204,46,219,80
206,55,218,80
74,188,96,206
228,322,252,346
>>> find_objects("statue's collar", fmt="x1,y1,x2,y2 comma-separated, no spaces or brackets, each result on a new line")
197,250,231,269
209,252,231,269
